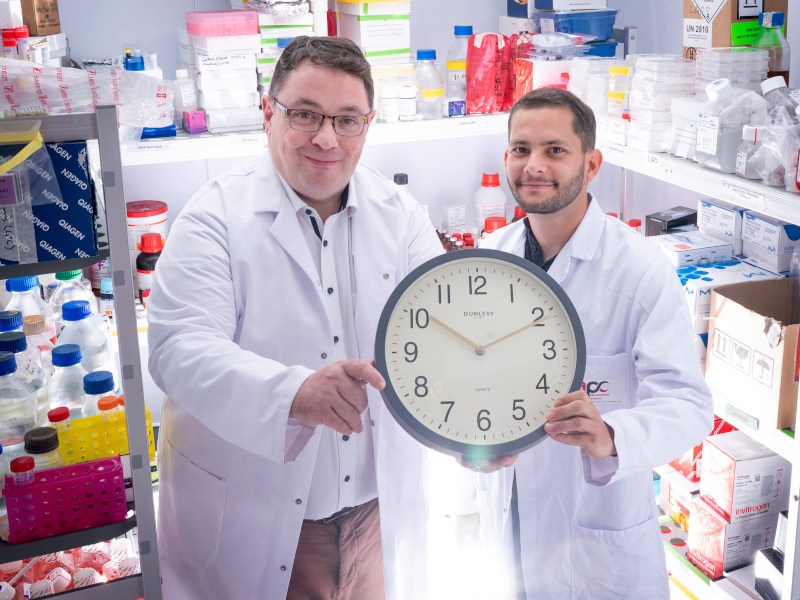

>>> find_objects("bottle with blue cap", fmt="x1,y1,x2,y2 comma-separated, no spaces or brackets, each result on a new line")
446,25,473,100
0,311,22,334
0,351,37,455
752,12,790,82
0,332,46,423
98,277,115,320
48,270,97,333
81,370,115,418
4,276,56,344
46,344,88,418
56,300,116,379
415,49,444,120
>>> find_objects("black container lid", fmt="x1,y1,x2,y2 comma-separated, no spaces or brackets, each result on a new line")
24,426,59,454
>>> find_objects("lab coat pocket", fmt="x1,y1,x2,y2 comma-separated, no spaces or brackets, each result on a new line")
571,515,667,599
158,437,227,569
584,353,631,414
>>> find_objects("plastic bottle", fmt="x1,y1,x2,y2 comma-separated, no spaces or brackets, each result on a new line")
57,300,116,376
1,38,16,59
415,49,444,120
0,312,22,334
0,352,37,457
123,47,144,71
48,270,98,333
81,371,115,418
136,232,164,307
46,406,70,435
98,277,114,320
9,456,34,486
13,26,28,62
446,26,472,100
735,125,764,180
0,332,46,424
752,12,790,81
46,344,88,419
399,84,417,122
97,396,122,422
474,173,508,232
695,79,769,174
627,219,642,233
173,68,198,127
22,315,53,379
760,76,798,114
23,427,63,471
379,86,400,123
5,276,56,344
512,206,526,223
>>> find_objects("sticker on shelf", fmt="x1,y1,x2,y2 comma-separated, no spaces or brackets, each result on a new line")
722,183,766,207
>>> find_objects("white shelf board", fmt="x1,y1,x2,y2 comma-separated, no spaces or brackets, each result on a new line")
712,395,796,460
664,548,717,599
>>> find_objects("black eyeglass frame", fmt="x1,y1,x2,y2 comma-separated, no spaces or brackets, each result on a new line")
271,98,373,137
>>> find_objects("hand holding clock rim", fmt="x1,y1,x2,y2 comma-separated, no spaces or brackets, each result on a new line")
429,314,483,352
290,359,386,436
544,390,617,459
481,314,555,351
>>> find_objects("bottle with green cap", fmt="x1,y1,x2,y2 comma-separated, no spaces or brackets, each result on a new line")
48,270,97,332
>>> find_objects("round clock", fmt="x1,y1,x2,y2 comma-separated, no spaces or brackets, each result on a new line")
375,248,586,461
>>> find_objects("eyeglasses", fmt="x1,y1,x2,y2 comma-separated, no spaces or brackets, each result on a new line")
272,98,371,137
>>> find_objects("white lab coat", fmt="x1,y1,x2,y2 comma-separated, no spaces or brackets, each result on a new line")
477,198,713,599
147,153,444,600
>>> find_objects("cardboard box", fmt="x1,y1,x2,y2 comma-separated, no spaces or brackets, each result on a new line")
676,260,781,334
741,211,800,275
706,279,799,430
20,0,59,35
660,470,700,531
338,13,410,51
682,0,789,60
698,198,745,255
669,416,737,482
651,231,733,267
687,497,778,579
700,431,791,523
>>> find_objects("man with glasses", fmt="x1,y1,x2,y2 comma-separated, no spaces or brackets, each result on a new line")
147,37,444,600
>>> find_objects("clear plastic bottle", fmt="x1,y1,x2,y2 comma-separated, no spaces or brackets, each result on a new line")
9,456,34,486
81,371,115,418
415,49,444,120
48,270,97,333
735,125,764,180
474,173,508,232
695,79,769,174
22,315,53,379
56,301,116,377
0,332,46,424
0,352,37,458
23,427,63,471
173,68,198,128
760,76,799,114
0,311,22,334
752,12,790,81
46,406,71,435
97,396,122,422
47,344,88,419
4,276,56,345
446,26,472,100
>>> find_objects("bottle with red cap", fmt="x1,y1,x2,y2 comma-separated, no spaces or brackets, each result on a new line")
512,206,526,223
136,233,165,308
474,172,508,233
626,219,642,234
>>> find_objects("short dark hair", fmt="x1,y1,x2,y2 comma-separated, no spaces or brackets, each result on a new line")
269,36,374,108
509,88,596,152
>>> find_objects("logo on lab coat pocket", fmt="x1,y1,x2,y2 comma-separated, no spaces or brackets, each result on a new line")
582,380,609,397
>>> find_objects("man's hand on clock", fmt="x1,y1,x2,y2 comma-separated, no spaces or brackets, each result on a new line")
544,390,617,459
429,315,483,353
291,359,386,436
481,314,554,351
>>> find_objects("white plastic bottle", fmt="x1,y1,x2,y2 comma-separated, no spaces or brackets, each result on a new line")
446,25,472,100
760,76,799,114
0,352,37,458
0,332,46,424
378,86,400,123
23,315,54,378
415,49,444,120
173,68,198,127
474,173,508,232
48,270,98,333
23,427,64,471
4,276,56,344
56,300,116,377
47,344,88,419
399,84,418,121
81,371,115,418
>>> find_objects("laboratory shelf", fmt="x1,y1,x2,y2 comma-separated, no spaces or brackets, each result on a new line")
712,395,797,460
49,575,143,599
0,248,109,281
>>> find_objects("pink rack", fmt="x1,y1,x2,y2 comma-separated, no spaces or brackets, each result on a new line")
186,10,259,37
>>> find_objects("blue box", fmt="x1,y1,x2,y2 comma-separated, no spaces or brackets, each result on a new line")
0,141,98,266
531,9,619,41
584,40,618,57
507,0,528,18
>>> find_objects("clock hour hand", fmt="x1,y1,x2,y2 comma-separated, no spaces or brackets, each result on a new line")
482,315,554,351
429,315,484,355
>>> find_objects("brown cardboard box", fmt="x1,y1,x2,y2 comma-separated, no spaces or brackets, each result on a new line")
682,0,789,60
21,0,60,36
705,279,799,430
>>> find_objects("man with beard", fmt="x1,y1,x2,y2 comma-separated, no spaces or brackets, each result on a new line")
471,88,713,599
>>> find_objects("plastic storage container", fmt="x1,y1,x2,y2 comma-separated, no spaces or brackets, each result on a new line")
49,270,97,331
735,125,764,180
0,351,36,450
751,11,790,81
47,344,87,419
530,9,619,42
57,301,116,377
0,332,46,423
5,276,56,344
185,10,259,37
584,40,618,57
446,25,472,99
23,427,64,471
415,49,444,120
81,371,115,418
23,315,53,378
474,173,508,232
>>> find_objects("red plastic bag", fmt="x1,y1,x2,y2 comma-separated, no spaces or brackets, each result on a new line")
466,33,512,114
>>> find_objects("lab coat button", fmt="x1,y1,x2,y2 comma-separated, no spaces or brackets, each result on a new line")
280,565,287,571
383,273,389,280
333,336,339,343
305,209,312,215
344,475,351,482
342,435,349,441
321,353,328,359
295,498,302,505
327,287,334,294
323,240,328,247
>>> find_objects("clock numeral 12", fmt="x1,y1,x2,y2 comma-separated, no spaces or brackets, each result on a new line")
468,275,487,295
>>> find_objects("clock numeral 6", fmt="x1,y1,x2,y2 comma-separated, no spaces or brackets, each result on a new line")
512,399,526,421
468,275,487,295
414,376,429,397
404,342,418,363
408,308,429,329
477,409,492,432
543,339,556,360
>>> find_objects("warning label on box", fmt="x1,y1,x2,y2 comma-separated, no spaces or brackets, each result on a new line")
684,18,713,48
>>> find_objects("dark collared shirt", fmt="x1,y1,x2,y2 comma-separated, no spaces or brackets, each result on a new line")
522,216,557,272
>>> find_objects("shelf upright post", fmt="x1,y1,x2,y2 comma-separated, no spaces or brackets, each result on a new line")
94,104,162,599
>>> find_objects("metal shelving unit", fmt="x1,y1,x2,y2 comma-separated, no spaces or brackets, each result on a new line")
0,106,161,599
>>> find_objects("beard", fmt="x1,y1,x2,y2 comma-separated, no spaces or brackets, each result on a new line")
510,164,585,215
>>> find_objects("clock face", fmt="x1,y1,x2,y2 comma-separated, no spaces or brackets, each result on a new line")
375,249,585,460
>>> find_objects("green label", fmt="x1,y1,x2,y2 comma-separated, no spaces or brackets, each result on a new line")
731,21,788,46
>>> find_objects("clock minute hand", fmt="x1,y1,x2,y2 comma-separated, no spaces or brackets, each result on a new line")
429,315,484,354
482,315,554,351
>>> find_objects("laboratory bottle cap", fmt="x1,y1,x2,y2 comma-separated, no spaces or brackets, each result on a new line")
607,212,618,218
742,124,761,141
399,84,416,98
514,206,526,219
0,311,22,332
627,219,642,227
705,79,735,103
609,66,630,75
760,75,787,96
97,396,119,412
51,344,82,367
759,11,784,27
2,39,16,48
175,68,189,79
10,456,34,474
24,426,59,454
140,232,164,253
117,395,125,406
0,332,26,354
100,278,114,296
22,315,44,336
6,275,38,292
47,406,70,423
61,300,91,322
126,199,168,218
277,37,294,49
416,49,436,61
0,352,15,376
481,173,500,187
394,173,408,185
55,269,82,281
83,370,115,395
454,25,473,36
13,26,28,39
484,216,507,233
